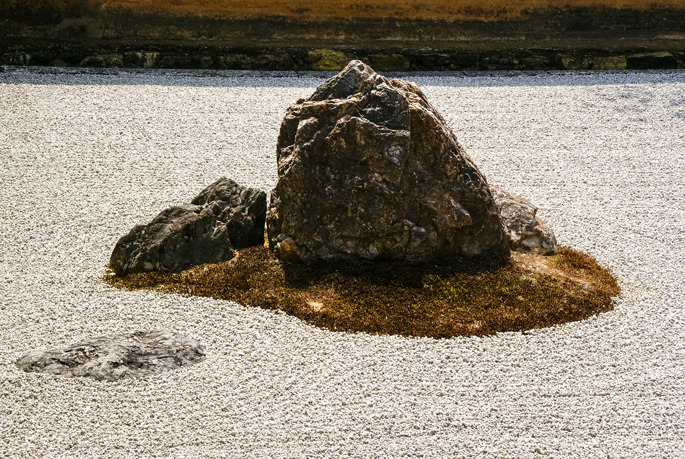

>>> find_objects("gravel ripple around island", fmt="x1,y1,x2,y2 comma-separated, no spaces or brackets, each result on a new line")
0,67,684,458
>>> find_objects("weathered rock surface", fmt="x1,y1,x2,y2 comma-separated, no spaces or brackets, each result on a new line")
267,60,508,264
110,177,266,276
308,49,350,71
489,184,557,255
16,330,205,381
124,51,160,69
110,202,234,276
190,177,267,250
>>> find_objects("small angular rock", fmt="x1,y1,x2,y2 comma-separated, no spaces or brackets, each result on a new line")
489,184,557,255
110,203,234,276
110,177,266,276
16,330,205,381
267,60,508,264
191,176,267,250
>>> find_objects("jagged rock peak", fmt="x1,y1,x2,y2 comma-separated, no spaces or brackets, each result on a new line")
267,60,508,264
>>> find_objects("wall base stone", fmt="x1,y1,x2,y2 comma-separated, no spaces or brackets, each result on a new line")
3,45,685,72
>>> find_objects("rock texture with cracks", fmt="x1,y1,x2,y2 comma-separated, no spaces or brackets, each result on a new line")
190,176,267,250
16,330,206,381
110,177,266,276
489,184,557,255
267,60,507,263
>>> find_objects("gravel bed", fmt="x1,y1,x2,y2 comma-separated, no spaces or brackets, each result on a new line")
0,66,683,458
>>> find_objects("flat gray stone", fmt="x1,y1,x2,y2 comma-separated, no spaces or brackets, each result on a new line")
16,330,206,381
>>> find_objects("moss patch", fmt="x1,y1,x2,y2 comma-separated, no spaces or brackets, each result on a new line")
103,245,619,338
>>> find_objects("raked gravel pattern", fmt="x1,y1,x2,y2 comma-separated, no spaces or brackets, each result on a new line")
0,67,684,458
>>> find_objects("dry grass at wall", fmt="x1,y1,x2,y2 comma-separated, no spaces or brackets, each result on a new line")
103,245,620,338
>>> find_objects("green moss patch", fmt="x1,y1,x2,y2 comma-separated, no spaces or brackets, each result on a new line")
103,246,619,338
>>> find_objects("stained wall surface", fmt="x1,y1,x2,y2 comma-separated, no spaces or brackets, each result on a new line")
61,0,685,20
2,0,684,66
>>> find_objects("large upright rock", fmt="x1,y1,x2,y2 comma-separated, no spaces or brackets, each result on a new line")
110,177,266,276
267,60,507,263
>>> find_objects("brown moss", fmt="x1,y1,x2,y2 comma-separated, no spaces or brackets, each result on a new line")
103,245,620,338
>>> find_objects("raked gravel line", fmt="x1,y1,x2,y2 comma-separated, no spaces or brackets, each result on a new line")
0,67,683,458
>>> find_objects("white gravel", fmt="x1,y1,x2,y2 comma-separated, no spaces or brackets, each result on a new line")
1,66,684,458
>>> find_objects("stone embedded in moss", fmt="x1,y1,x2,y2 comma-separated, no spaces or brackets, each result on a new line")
200,56,214,69
253,53,294,70
80,55,102,67
496,57,519,70
367,54,411,71
124,51,160,69
267,60,508,264
626,52,676,69
219,54,251,70
481,55,519,71
110,177,266,276
489,185,557,256
159,54,193,69
591,56,627,70
104,54,123,67
557,54,592,70
3,50,31,66
110,203,235,276
190,177,267,250
455,54,479,70
107,54,123,67
80,54,123,68
415,53,451,69
308,49,350,71
520,55,550,70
